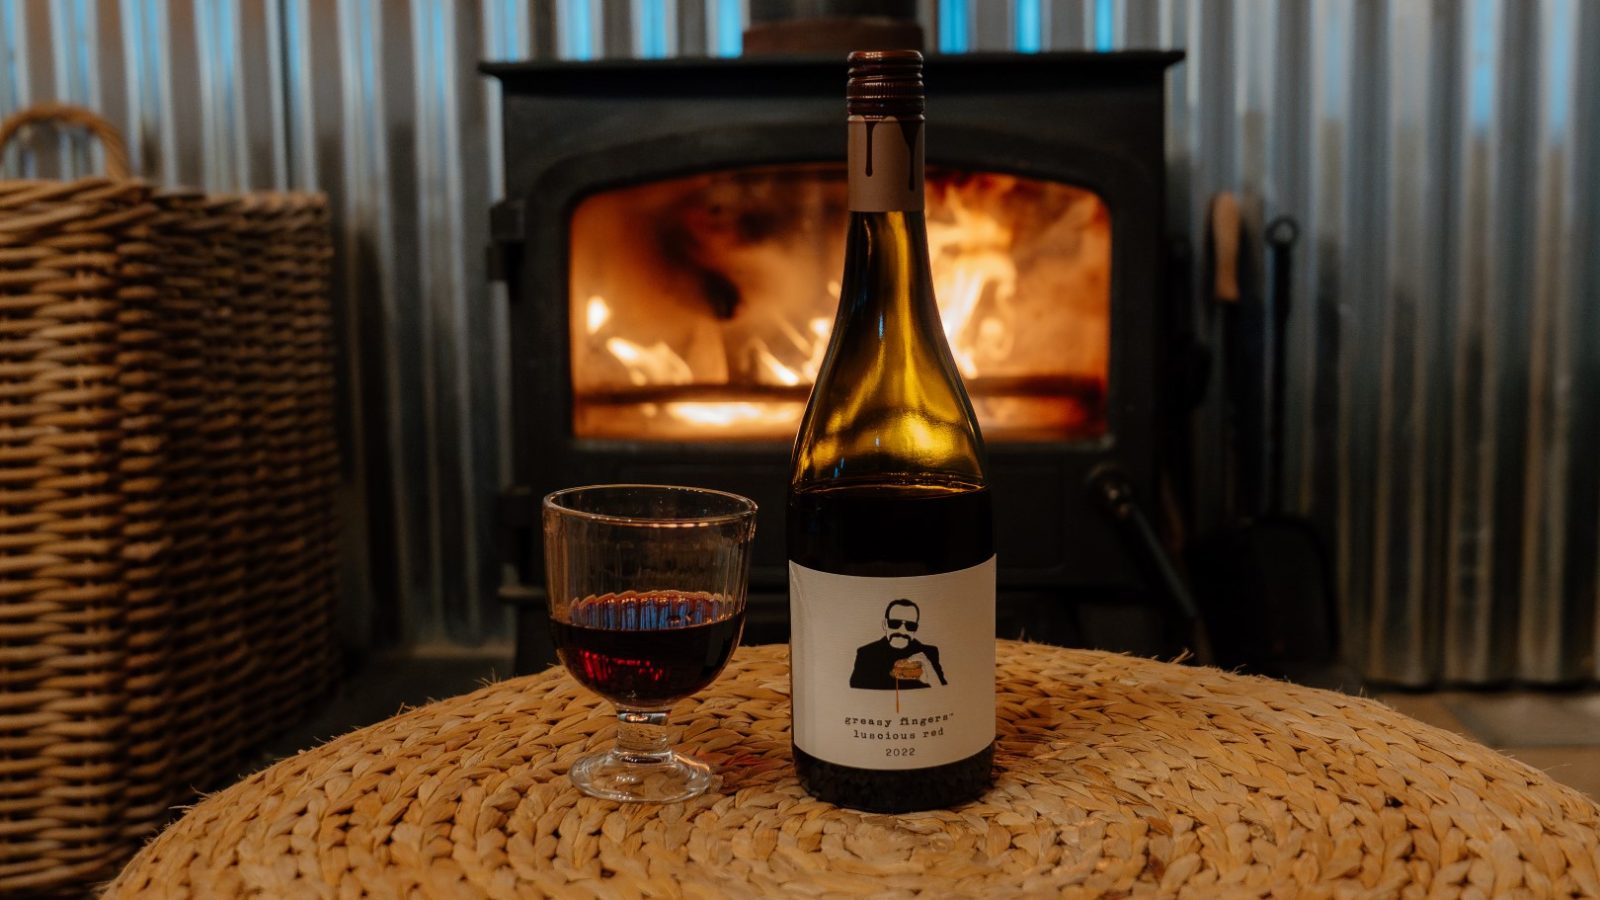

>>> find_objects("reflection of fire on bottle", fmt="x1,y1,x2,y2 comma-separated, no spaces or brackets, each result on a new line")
891,659,924,713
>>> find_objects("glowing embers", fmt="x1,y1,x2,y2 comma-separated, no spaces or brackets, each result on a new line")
569,164,1109,442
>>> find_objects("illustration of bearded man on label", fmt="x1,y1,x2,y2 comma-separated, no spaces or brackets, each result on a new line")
849,598,948,689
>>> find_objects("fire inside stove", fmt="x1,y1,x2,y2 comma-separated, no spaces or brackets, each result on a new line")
569,164,1110,442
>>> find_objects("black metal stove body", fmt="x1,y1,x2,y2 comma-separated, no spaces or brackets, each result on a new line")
485,52,1183,671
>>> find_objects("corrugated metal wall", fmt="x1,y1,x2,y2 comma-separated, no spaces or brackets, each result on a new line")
1122,0,1600,686
2,0,1594,683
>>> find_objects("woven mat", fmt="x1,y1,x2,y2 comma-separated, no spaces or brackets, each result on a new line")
107,642,1600,897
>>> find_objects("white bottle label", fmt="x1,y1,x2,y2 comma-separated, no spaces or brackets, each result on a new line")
789,556,996,770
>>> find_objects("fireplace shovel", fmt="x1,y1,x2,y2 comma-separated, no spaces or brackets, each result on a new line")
1191,216,1339,679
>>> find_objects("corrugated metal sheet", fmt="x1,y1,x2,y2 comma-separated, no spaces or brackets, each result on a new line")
3,0,1594,682
950,0,1598,685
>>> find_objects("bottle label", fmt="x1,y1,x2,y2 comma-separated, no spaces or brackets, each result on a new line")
789,556,995,769
848,115,924,212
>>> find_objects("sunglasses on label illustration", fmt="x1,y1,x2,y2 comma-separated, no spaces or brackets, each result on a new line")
886,618,918,632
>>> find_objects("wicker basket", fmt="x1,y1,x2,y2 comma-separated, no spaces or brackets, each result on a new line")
0,105,340,895
231,197,277,759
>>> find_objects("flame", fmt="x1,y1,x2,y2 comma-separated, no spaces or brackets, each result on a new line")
605,336,693,386
927,186,1018,378
806,318,832,379
586,295,610,334
664,402,798,429
752,337,803,386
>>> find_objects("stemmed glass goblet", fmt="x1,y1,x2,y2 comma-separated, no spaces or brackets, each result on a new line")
543,484,757,802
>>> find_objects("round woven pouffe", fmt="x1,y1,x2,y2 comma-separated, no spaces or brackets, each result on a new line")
108,642,1600,897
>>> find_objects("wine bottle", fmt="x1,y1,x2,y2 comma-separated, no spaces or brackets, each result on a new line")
787,49,995,813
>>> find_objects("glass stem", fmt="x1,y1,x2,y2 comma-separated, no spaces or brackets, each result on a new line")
614,708,672,763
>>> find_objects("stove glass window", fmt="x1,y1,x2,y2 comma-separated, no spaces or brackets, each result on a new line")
568,163,1110,443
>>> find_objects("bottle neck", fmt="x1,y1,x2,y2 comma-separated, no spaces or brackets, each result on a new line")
848,114,924,213
839,211,936,316
844,112,933,325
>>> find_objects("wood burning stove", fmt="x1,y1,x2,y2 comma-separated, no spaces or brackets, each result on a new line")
485,52,1184,672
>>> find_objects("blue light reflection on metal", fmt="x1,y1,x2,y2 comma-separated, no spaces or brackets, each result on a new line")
1014,0,1041,52
711,0,742,57
939,0,970,53
636,0,671,58
560,0,596,60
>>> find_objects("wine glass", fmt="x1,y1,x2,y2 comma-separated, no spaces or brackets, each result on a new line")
543,484,757,802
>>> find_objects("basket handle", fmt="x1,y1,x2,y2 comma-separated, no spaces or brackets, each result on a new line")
0,103,132,180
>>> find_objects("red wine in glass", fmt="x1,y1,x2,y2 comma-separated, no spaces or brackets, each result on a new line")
552,590,746,708
543,483,756,803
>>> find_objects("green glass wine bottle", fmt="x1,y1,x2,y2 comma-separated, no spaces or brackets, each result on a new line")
787,49,995,813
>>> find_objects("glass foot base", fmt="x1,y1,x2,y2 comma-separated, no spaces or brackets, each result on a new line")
569,749,714,803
